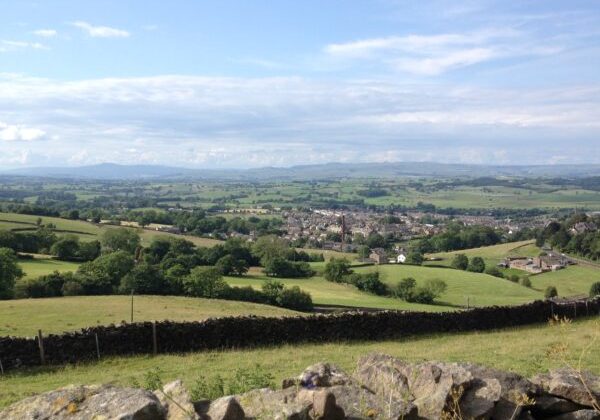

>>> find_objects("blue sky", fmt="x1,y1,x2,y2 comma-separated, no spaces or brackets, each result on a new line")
1,0,600,168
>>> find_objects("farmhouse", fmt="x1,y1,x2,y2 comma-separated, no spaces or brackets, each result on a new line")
369,248,388,264
499,251,573,274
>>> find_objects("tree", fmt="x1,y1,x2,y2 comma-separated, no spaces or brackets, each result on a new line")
357,245,370,259
545,286,558,299
77,250,135,288
50,235,80,260
216,255,249,276
323,258,352,282
262,279,284,304
101,228,141,254
467,257,486,273
120,263,169,295
394,277,416,300
406,251,424,266
78,240,101,261
0,247,23,299
423,279,447,298
520,277,532,288
590,282,600,298
451,254,469,270
366,233,385,249
251,235,289,265
183,266,229,298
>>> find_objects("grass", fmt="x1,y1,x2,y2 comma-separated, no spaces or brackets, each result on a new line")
0,295,298,337
19,258,81,280
354,264,542,307
425,240,539,269
225,271,452,311
0,317,597,409
530,264,600,297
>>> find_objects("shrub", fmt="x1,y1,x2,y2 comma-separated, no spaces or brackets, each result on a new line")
62,280,84,296
223,286,267,304
50,235,80,261
507,274,520,283
590,282,600,298
451,254,469,270
520,277,532,288
423,278,447,297
410,287,436,304
467,257,486,273
16,271,72,298
544,286,558,298
191,365,273,401
323,258,352,282
348,272,388,296
276,286,313,312
262,279,284,304
484,266,504,278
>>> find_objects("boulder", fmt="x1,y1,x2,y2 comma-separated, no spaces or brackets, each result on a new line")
291,362,352,389
297,389,345,420
531,395,586,417
547,410,600,420
327,384,419,419
236,387,311,419
201,396,245,420
155,380,199,420
532,369,600,408
0,384,165,420
356,353,473,419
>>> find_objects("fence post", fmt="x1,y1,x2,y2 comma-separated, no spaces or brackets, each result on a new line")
0,358,4,375
95,333,101,360
152,321,157,356
37,329,45,365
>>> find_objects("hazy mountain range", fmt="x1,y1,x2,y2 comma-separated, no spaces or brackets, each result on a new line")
3,162,600,180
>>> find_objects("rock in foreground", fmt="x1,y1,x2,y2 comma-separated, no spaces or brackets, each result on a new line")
1,353,599,419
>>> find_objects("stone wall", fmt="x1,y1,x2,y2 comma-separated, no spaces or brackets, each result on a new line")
1,298,598,371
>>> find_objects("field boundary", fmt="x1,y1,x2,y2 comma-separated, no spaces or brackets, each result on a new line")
0,298,598,371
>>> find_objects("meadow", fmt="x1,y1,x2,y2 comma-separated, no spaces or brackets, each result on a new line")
0,295,297,337
0,317,597,409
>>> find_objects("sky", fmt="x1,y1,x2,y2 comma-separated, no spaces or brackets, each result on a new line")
1,0,600,169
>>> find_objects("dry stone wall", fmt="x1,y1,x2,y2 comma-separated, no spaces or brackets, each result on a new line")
0,298,598,371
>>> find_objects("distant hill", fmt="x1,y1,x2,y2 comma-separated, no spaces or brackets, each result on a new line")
4,162,600,180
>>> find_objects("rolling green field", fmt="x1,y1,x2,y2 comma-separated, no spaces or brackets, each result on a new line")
353,264,542,307
225,273,448,311
1,317,597,409
426,240,539,268
530,264,600,297
0,296,298,337
19,258,81,280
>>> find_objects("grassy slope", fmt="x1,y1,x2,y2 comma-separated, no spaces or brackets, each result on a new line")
1,318,597,409
425,240,539,268
19,259,81,280
0,295,298,337
530,265,600,297
353,264,542,307
225,274,448,312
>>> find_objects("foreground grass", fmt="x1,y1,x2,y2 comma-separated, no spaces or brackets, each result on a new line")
0,296,298,337
1,317,597,409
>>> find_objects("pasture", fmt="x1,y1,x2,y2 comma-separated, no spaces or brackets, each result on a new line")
1,317,597,409
0,295,298,337
353,264,542,307
19,258,81,280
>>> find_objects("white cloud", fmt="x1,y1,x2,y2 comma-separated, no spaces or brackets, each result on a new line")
323,28,559,76
0,122,46,141
33,29,57,38
0,74,599,167
71,21,130,38
0,40,47,52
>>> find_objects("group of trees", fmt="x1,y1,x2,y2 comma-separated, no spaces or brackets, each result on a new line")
416,224,503,254
536,214,600,260
5,229,316,311
323,258,447,304
0,228,101,262
451,254,487,273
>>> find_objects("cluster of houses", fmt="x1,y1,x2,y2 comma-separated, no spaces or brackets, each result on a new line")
498,251,575,274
